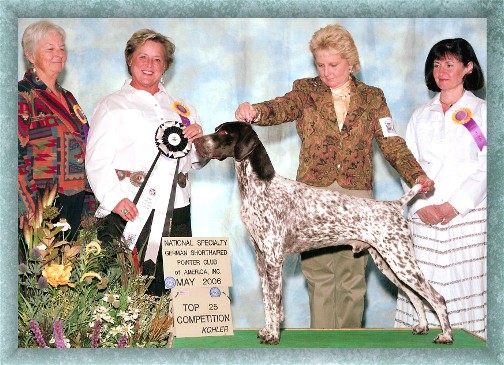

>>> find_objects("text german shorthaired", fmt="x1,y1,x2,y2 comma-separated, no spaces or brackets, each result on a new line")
194,121,453,345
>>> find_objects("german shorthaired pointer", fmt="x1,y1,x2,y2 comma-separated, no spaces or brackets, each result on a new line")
194,121,453,345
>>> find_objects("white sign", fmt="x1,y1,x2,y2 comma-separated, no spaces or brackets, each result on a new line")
172,287,234,338
162,237,232,289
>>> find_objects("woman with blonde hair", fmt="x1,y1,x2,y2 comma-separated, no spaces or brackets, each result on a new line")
235,24,434,329
86,29,207,296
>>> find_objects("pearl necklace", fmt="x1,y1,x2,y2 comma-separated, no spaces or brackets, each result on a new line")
331,83,352,100
332,91,351,99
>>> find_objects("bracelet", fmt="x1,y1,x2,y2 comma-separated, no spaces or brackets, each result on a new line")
249,106,260,124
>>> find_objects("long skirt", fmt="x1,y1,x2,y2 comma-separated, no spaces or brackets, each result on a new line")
394,200,487,339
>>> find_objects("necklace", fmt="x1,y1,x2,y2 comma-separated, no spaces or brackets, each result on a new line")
440,90,465,108
331,79,352,100
440,99,454,108
332,91,351,100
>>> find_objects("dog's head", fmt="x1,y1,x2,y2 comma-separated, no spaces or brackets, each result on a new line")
194,121,260,162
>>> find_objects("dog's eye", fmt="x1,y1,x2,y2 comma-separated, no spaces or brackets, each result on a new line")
218,130,228,135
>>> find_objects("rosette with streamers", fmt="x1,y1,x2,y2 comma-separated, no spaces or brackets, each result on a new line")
452,108,487,151
155,120,191,159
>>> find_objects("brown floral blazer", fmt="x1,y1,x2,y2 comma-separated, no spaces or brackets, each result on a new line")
253,76,425,190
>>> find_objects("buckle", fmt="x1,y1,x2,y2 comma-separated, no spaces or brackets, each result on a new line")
130,171,146,187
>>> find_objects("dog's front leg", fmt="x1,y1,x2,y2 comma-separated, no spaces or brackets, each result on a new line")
252,241,283,345
257,262,283,345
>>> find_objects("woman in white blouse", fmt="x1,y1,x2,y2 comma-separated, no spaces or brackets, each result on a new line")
395,38,487,339
86,29,206,295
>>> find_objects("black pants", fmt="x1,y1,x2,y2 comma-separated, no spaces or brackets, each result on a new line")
98,204,192,296
40,189,85,241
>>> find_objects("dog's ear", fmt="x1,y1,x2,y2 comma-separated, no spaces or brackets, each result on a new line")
234,122,260,162
214,123,225,132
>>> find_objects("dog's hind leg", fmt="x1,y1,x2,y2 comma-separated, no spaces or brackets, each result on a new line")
371,244,453,344
368,247,429,335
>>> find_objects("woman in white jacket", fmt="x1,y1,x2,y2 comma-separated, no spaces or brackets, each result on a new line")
86,29,207,295
395,38,487,339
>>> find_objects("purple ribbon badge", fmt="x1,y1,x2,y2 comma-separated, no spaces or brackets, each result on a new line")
452,108,487,151
173,100,191,126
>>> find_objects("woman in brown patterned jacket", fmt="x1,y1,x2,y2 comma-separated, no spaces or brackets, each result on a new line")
235,24,434,330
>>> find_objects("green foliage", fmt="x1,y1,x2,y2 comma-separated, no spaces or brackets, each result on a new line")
18,186,173,348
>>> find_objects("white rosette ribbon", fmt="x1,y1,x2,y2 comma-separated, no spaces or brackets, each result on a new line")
155,120,191,159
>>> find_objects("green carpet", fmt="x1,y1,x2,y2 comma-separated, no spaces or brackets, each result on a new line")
172,329,486,348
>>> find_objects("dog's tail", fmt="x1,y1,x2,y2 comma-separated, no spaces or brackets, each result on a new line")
398,184,423,206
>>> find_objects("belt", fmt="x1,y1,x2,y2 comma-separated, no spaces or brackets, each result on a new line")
116,169,188,188
116,169,147,188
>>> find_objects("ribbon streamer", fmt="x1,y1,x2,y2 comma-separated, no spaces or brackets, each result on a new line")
452,108,487,151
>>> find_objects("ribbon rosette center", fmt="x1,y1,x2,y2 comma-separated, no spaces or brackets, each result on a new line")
452,107,472,125
155,120,191,159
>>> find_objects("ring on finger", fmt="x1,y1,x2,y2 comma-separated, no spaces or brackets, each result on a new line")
122,208,129,215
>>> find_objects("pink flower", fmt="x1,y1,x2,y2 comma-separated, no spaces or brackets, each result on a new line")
29,320,47,348
116,335,127,348
53,319,66,348
91,320,101,348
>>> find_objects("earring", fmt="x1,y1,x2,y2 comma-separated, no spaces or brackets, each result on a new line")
31,64,36,73
160,75,165,84
349,68,354,75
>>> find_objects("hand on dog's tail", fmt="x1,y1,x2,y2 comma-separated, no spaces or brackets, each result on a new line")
399,184,423,206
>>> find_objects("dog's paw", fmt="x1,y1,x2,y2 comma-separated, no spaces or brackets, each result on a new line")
257,328,280,345
433,331,453,345
412,324,429,335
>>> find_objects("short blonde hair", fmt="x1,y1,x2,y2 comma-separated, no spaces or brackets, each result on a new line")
22,20,66,59
124,29,175,76
309,24,361,73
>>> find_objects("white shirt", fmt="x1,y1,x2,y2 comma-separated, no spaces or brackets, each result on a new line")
403,90,487,217
86,80,206,216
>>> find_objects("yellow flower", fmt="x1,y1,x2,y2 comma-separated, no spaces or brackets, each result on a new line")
80,271,103,284
42,263,73,287
86,241,102,257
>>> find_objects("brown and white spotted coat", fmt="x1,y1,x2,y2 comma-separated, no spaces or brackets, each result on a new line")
194,121,453,345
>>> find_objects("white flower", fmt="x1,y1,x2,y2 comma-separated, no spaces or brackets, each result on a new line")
95,305,108,313
131,310,139,321
53,220,71,232
109,326,122,336
36,244,47,251
102,314,114,323
117,310,128,319
121,323,134,336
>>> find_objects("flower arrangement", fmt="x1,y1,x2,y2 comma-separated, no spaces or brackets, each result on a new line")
18,184,173,348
